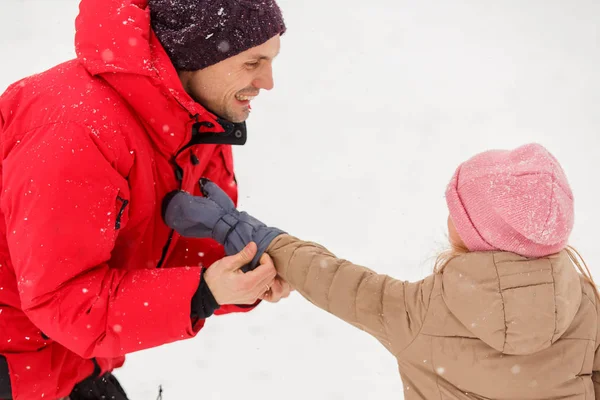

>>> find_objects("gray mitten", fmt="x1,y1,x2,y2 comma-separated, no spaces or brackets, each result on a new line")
163,178,285,272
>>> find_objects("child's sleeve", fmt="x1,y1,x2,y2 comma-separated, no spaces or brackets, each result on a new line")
594,353,600,399
266,234,435,355
593,297,600,399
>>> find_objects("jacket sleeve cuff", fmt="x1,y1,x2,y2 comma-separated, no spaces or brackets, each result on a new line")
214,299,261,316
191,269,221,321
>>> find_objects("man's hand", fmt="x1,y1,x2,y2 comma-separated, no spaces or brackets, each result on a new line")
204,242,277,305
257,253,292,303
260,275,292,303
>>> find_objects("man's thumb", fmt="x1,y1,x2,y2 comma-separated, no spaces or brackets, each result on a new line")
228,242,257,270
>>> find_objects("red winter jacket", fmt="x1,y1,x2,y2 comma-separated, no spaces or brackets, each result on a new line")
0,0,257,398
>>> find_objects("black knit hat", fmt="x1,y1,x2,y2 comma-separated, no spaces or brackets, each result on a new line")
149,0,286,71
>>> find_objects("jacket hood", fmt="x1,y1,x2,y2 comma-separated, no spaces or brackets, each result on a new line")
441,251,581,355
74,0,226,156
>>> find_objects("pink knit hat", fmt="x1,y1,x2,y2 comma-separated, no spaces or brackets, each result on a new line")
445,143,574,258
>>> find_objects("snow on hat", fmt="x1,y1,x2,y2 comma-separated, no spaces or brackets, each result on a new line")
445,143,574,258
149,0,286,71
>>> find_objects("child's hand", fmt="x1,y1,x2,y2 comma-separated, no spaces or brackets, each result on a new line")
259,254,293,303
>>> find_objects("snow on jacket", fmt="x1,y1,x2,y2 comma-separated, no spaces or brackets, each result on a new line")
0,0,256,398
267,235,600,399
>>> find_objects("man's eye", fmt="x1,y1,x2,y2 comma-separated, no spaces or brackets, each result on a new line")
245,62,259,69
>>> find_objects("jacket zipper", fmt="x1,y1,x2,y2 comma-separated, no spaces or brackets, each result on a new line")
155,116,244,269
156,230,174,269
115,196,129,230
155,131,190,269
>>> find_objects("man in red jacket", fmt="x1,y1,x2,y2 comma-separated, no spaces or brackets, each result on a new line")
0,0,289,399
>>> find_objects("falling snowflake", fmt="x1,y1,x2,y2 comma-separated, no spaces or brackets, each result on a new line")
217,40,230,53
101,49,115,63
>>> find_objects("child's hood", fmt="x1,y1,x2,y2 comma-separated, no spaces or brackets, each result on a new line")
441,250,582,355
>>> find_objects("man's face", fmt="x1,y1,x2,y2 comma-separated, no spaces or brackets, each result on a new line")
179,35,281,123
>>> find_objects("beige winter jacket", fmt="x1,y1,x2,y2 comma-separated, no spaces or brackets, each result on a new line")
267,234,600,399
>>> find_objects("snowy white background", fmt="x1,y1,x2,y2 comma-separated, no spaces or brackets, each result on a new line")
1,0,599,399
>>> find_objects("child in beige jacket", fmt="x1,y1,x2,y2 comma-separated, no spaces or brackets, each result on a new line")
165,143,600,399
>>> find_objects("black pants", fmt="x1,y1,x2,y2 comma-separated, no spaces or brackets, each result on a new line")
0,356,10,399
0,355,128,400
